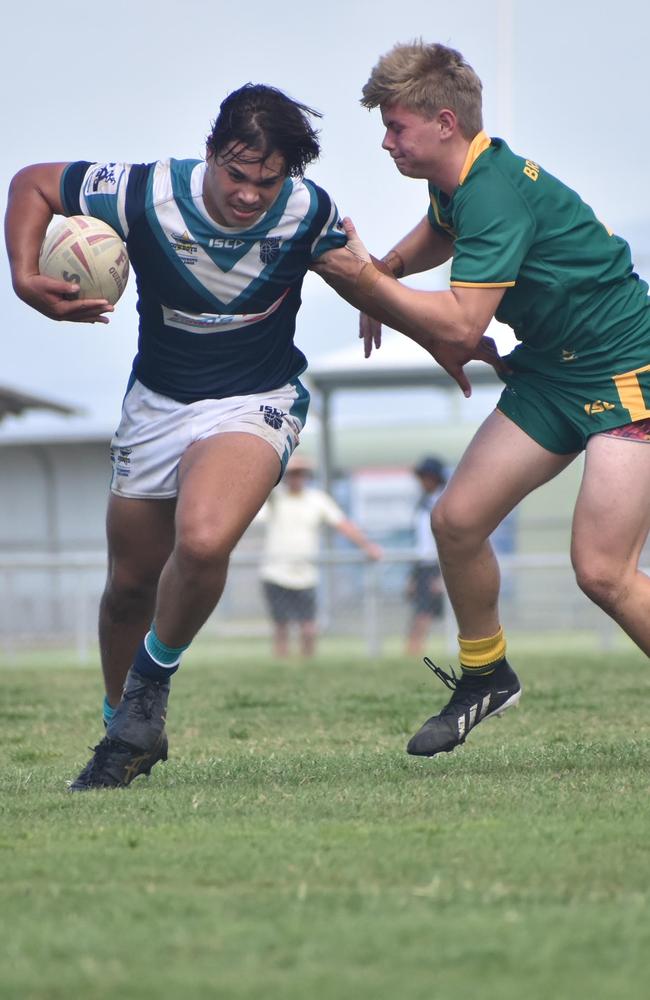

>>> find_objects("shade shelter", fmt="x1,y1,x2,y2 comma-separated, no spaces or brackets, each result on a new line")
305,328,503,489
0,385,78,422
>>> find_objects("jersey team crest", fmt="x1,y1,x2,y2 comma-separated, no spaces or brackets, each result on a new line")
259,236,282,263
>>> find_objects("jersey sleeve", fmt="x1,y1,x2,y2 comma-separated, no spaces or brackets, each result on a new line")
303,181,347,260
60,161,135,240
449,173,536,288
427,202,455,240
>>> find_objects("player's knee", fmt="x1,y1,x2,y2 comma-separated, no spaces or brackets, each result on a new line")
572,552,627,610
431,495,481,551
103,572,157,619
175,528,230,573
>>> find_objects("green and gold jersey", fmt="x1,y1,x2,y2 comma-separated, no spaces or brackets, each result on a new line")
428,132,650,379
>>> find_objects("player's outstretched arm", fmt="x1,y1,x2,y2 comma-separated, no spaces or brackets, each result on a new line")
5,163,114,324
313,218,508,395
358,218,454,357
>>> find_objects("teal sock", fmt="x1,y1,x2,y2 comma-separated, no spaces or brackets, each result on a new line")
103,695,116,727
133,624,191,683
145,624,190,665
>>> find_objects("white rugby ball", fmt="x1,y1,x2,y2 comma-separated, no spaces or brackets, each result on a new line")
39,215,130,305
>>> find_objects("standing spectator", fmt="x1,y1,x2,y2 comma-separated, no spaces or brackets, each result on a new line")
258,454,382,657
406,456,447,655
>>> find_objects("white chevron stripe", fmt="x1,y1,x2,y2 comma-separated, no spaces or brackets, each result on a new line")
151,162,309,306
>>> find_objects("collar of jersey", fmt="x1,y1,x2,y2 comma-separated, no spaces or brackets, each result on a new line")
457,131,492,186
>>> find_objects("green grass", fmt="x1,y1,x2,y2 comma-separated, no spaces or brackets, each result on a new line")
1,645,650,999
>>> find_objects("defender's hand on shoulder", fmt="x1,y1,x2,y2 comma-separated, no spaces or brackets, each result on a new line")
312,217,377,283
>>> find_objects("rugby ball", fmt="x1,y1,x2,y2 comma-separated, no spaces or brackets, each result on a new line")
39,215,129,305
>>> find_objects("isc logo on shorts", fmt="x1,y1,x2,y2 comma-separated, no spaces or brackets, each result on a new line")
260,405,285,429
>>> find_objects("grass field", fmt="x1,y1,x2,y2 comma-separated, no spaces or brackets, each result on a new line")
2,643,650,1000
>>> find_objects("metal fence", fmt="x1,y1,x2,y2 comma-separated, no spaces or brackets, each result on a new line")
0,545,632,663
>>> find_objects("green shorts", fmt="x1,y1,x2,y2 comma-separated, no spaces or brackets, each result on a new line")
497,361,650,454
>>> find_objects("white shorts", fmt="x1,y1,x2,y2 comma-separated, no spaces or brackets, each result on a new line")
110,377,310,499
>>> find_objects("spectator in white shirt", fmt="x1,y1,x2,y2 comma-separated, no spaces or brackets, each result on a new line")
258,453,382,658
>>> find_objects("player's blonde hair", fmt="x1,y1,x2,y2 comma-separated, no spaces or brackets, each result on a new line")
361,41,483,139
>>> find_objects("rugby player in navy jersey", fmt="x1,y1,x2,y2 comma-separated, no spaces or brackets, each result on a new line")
5,84,363,789
315,41,650,760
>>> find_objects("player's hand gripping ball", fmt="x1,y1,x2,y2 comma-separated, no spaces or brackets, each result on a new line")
39,216,129,305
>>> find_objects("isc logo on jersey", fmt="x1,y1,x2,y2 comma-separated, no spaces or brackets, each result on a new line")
208,238,245,249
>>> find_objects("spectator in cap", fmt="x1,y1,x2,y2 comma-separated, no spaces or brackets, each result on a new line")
257,453,382,658
406,457,448,655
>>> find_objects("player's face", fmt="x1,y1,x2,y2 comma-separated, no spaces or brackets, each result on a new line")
204,145,288,228
380,104,443,178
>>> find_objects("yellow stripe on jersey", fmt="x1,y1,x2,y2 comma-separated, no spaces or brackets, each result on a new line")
451,280,516,288
458,131,492,185
428,133,491,232
428,196,455,234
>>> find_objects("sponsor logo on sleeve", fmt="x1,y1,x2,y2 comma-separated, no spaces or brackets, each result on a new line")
85,163,119,195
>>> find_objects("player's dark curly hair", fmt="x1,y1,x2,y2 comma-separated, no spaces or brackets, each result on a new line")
207,83,322,177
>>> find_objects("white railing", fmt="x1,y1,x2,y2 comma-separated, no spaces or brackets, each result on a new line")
0,547,632,663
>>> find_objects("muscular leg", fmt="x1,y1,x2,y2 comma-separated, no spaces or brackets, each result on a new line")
572,433,650,655
100,495,176,704
153,432,281,647
431,410,576,639
406,412,578,758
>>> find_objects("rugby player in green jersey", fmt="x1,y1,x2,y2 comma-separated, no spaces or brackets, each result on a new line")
315,40,650,758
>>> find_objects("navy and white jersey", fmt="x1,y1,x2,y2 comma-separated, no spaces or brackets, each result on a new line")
60,159,346,402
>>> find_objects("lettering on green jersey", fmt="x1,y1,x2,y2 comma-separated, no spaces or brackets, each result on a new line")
523,160,540,181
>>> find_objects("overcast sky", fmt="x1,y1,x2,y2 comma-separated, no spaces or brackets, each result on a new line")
2,0,650,433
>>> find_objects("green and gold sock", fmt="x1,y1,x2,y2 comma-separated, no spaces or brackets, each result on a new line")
458,626,506,677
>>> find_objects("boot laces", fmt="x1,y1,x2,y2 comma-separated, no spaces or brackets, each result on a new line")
422,657,489,716
123,678,158,720
82,737,124,780
423,657,459,691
